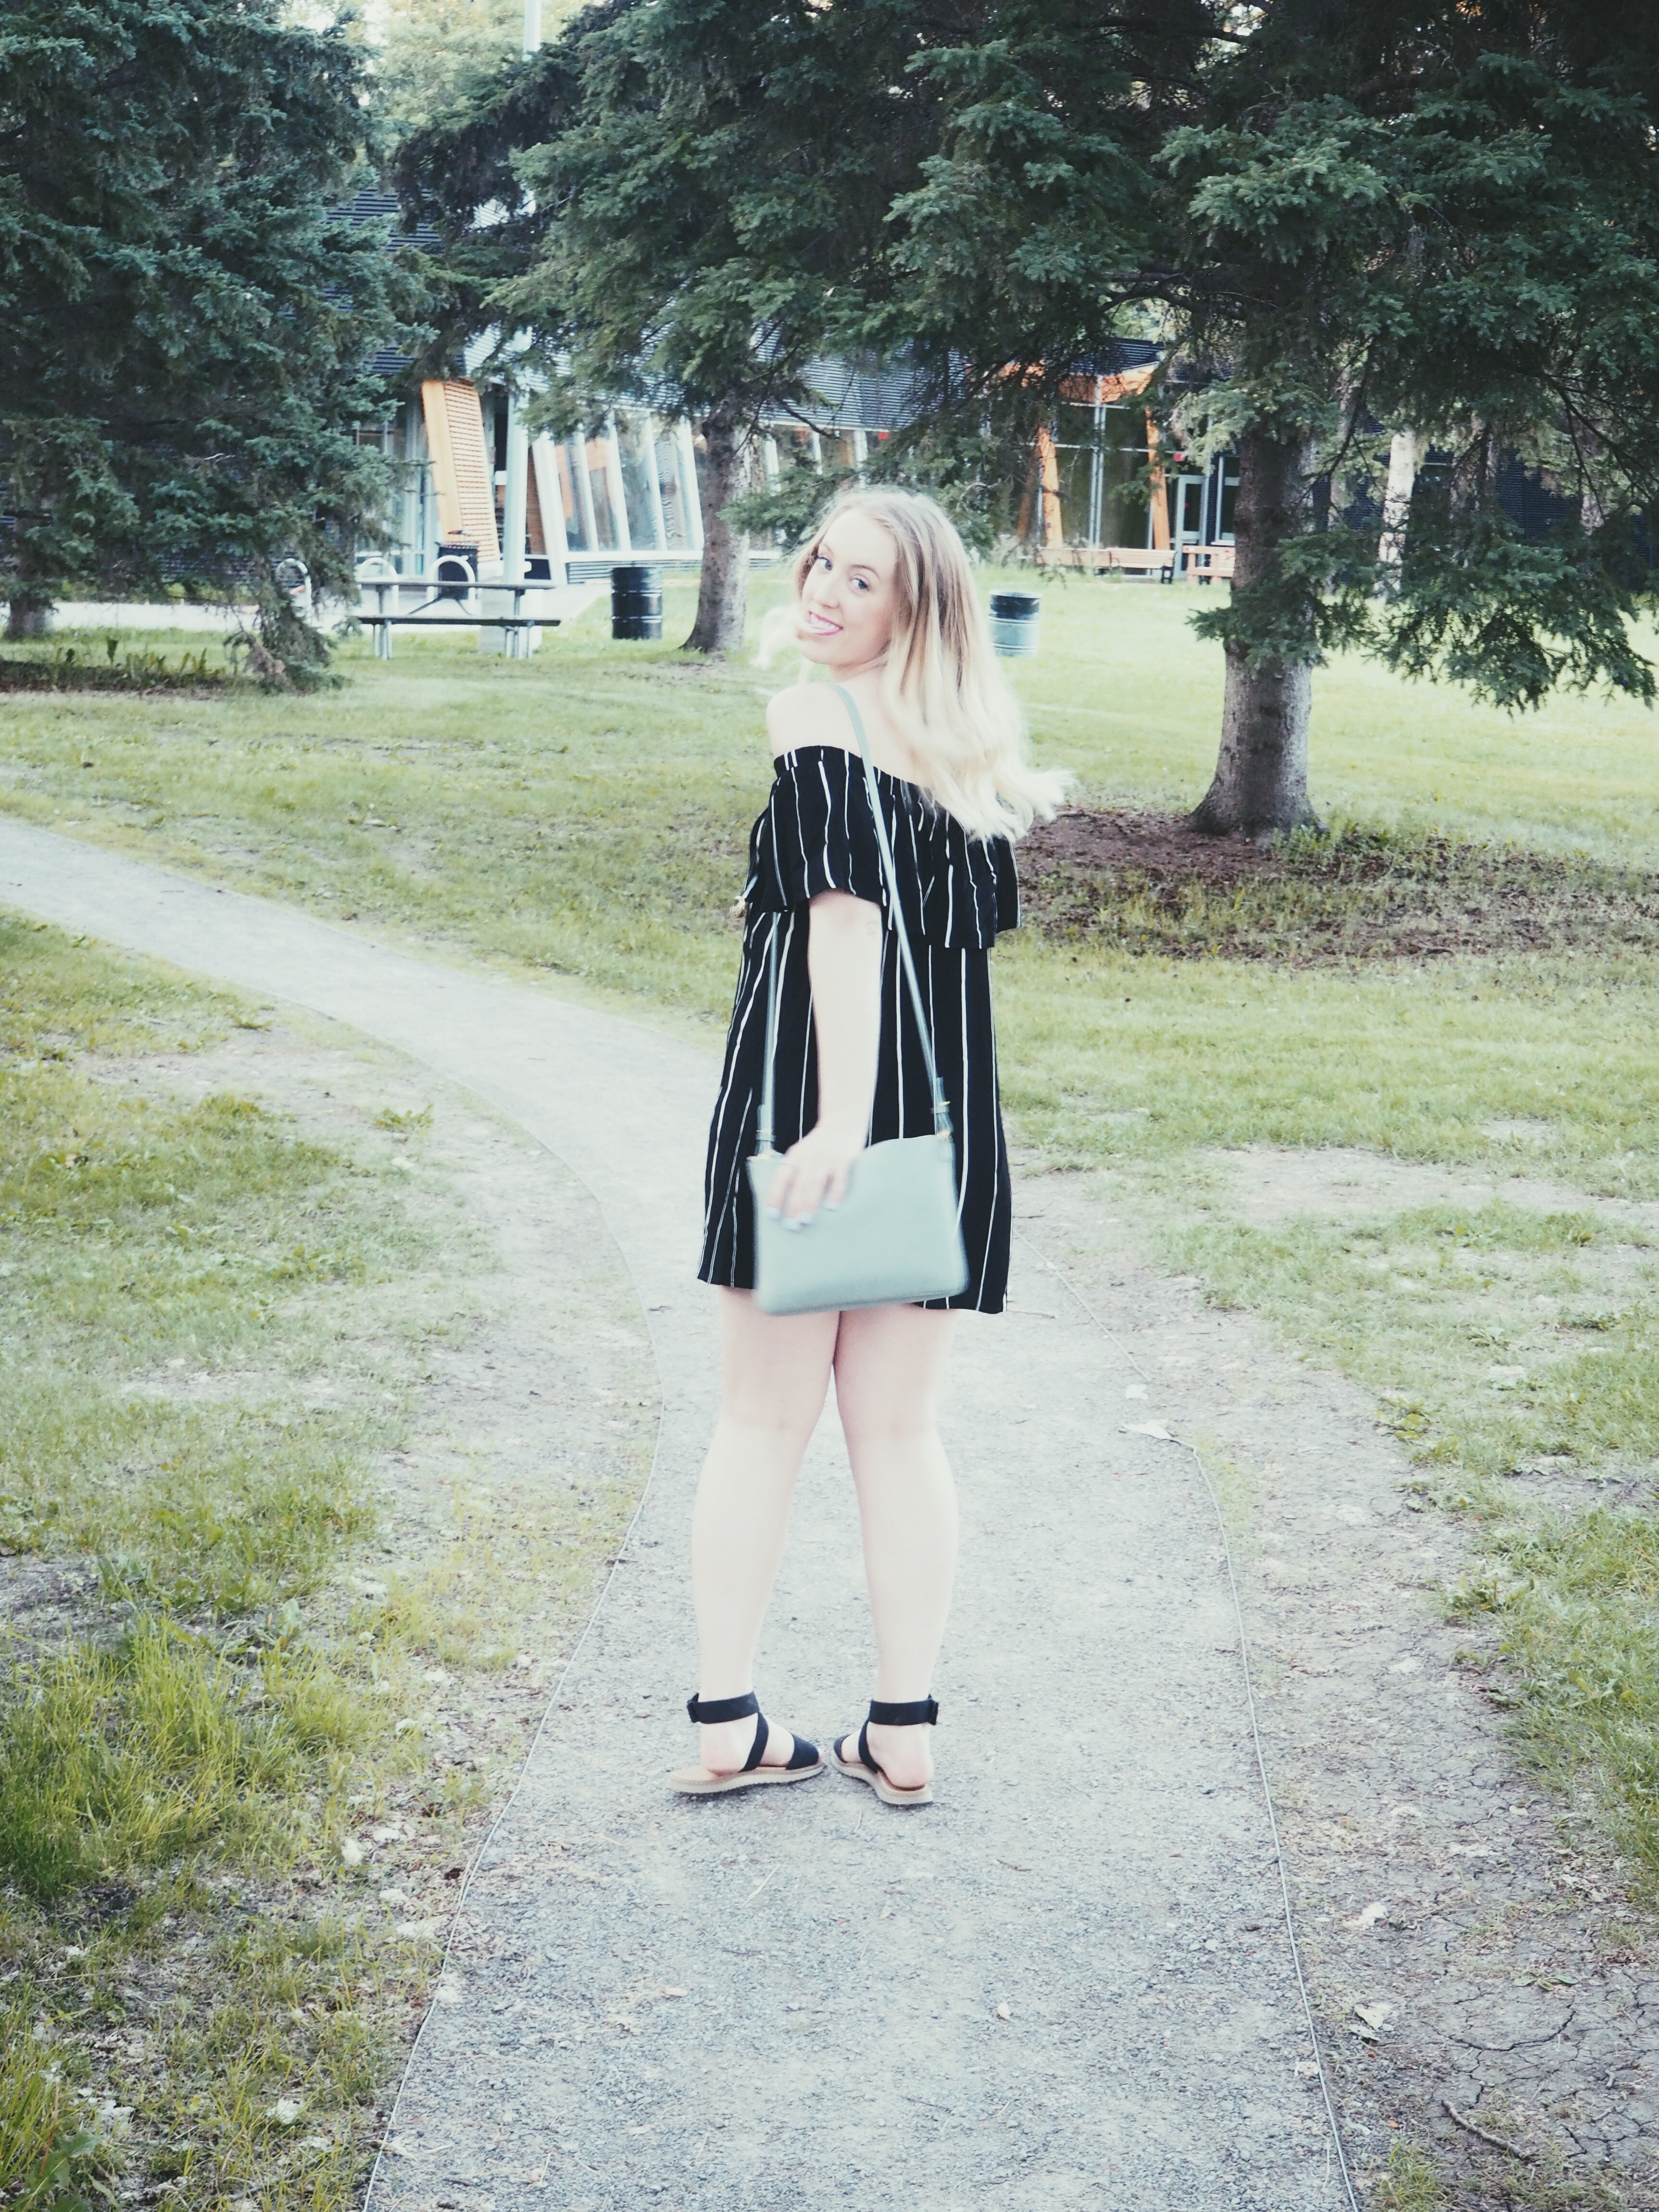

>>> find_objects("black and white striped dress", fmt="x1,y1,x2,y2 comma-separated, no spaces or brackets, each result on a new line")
697,744,1020,1313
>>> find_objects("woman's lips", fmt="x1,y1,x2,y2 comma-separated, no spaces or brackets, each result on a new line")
802,609,842,636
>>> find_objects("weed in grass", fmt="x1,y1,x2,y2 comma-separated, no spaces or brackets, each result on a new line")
1375,2140,1449,2212
373,1104,431,1136
0,1622,306,1901
0,640,237,695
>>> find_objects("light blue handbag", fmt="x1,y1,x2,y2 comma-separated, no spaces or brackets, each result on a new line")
746,685,969,1315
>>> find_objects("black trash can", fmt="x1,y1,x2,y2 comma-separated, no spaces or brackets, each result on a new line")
612,563,664,641
988,590,1041,658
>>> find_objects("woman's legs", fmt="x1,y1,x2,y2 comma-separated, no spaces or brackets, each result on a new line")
833,1303,959,1790
687,1287,839,1776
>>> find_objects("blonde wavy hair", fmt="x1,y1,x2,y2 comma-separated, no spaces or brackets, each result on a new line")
761,488,1069,842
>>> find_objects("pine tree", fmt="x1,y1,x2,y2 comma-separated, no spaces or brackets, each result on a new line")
0,0,412,667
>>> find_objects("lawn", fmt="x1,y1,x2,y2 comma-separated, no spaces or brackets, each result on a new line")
3,567,1659,2056
0,918,645,2211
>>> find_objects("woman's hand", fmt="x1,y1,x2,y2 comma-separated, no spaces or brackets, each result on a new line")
759,1120,863,1228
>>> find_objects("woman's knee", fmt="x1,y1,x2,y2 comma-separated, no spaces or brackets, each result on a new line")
716,1290,835,1433
716,1382,828,1447
835,1381,941,1455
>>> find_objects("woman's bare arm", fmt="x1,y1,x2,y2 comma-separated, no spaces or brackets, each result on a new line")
759,890,882,1225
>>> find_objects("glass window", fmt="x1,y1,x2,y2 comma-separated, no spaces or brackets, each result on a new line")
656,430,693,548
586,435,617,547
616,412,663,549
555,442,586,549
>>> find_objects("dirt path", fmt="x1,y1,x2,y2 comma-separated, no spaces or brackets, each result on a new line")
1016,1164,1658,2202
5,815,1651,2206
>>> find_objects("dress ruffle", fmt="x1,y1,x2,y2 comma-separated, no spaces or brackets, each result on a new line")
742,745,1019,951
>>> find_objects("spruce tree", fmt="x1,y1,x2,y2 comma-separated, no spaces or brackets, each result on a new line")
878,0,1659,832
0,0,411,665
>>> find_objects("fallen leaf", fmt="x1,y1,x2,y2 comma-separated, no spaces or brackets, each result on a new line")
996,2004,1012,2021
1123,1420,1175,1441
266,2098,304,2127
339,1839,364,1868
1353,2003,1395,2031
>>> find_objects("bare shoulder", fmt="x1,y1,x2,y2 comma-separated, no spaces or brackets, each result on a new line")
765,682,855,761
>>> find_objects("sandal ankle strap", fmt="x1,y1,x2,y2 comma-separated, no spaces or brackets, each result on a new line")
687,1691,759,1725
867,1696,938,1728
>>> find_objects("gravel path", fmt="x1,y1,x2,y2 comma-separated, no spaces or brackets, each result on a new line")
0,818,1343,2210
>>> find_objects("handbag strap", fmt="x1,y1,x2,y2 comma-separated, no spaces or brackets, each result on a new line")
756,683,951,1153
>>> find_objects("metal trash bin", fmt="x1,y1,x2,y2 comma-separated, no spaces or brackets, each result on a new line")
988,590,1041,657
612,564,663,641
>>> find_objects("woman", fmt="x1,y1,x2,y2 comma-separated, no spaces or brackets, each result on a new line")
673,489,1064,1806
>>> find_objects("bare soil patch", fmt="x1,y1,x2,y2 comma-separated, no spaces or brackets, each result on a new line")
1020,809,1659,962
1203,1143,1659,1238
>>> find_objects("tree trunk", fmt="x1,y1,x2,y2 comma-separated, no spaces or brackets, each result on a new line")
685,409,752,656
1376,428,1419,576
1188,427,1321,839
5,589,54,639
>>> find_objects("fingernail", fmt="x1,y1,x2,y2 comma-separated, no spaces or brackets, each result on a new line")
823,1199,841,1212
765,1206,781,1220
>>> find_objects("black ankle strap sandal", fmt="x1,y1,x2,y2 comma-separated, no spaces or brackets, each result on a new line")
831,1696,938,1807
670,1691,824,1796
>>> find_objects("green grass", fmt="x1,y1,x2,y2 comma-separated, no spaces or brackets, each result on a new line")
0,918,645,2211
1015,578,1659,863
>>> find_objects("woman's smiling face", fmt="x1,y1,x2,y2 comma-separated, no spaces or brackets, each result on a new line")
796,511,900,672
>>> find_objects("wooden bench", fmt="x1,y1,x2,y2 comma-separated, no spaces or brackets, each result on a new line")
1182,544,1236,582
1036,544,1176,580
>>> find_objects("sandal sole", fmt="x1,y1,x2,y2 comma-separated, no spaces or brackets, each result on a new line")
670,1757,826,1796
830,1743,933,1807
